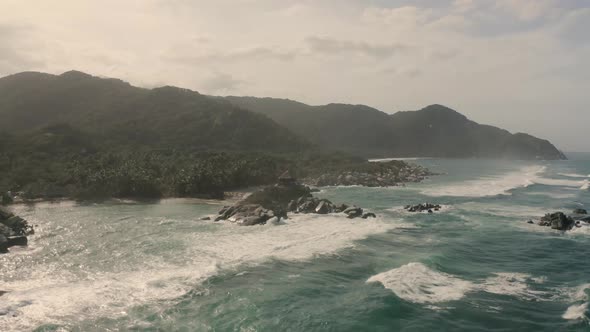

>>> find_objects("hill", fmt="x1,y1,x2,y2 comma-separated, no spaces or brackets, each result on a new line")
0,71,308,152
224,98,566,160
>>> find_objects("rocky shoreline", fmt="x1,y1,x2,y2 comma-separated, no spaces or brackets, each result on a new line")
0,206,34,254
213,172,377,226
302,161,434,187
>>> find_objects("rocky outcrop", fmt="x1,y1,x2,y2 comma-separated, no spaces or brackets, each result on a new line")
573,209,587,215
534,211,590,231
0,206,34,253
214,174,377,225
404,203,442,213
303,162,433,187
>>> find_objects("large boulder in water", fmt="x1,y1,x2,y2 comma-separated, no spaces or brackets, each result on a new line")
539,212,575,231
573,208,587,215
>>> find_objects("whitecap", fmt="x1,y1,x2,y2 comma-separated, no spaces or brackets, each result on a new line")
422,166,545,197
558,173,590,179
0,214,400,331
562,303,588,320
367,263,547,306
366,263,475,304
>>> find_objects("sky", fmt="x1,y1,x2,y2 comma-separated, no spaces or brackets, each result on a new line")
0,0,588,151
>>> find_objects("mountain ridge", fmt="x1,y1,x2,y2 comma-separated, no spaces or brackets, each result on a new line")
0,70,566,160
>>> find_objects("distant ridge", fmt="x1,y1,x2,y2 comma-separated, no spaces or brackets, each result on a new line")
0,71,308,152
224,97,566,160
0,70,566,160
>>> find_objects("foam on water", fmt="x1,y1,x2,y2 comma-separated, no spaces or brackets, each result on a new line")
0,214,399,331
367,263,547,306
560,284,589,321
366,263,473,304
422,166,545,197
558,173,590,179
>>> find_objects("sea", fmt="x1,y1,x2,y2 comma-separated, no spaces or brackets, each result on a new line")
1,154,590,331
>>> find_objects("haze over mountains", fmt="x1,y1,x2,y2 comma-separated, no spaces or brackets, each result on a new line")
0,71,566,160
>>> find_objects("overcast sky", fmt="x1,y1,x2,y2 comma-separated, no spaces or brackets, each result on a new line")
0,0,588,151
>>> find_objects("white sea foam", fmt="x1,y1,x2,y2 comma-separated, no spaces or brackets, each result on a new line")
558,173,590,178
563,303,588,320
422,166,545,197
557,283,589,321
367,263,547,307
366,263,474,304
0,214,399,331
423,165,590,197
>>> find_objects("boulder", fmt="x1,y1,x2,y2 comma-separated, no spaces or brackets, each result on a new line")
405,203,442,213
315,201,331,214
0,206,13,220
0,235,7,253
344,206,363,219
539,212,575,231
200,216,211,221
2,216,33,236
238,216,266,226
362,212,376,219
573,209,588,215
7,236,27,247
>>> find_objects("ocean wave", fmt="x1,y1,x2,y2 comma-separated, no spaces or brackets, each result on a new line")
422,166,545,197
0,214,400,331
558,173,590,178
366,262,473,304
367,263,547,306
560,284,589,321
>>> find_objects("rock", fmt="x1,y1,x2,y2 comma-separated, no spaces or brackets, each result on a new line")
539,212,575,231
0,291,6,297
404,203,442,213
1,192,12,205
362,212,376,219
573,209,587,215
527,220,534,224
315,201,331,214
0,206,13,220
0,223,13,237
0,235,8,253
1,216,33,236
7,236,27,247
200,217,211,221
287,200,297,212
238,216,266,226
267,216,281,225
344,206,363,219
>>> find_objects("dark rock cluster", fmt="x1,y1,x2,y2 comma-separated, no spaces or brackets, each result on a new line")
214,172,377,226
302,163,433,187
404,203,442,213
0,206,34,253
533,209,589,231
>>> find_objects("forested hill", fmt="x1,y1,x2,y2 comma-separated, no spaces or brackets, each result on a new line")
0,71,308,152
224,97,566,160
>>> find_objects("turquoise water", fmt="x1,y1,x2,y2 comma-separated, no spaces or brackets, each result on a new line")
1,156,590,331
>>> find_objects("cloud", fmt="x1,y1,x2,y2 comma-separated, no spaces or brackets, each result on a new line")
306,36,410,59
0,24,45,74
362,6,434,27
556,7,590,45
494,0,555,21
199,72,244,93
163,46,299,65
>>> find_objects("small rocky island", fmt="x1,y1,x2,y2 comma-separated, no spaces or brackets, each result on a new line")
0,206,34,254
404,203,442,213
214,172,377,226
530,209,589,231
